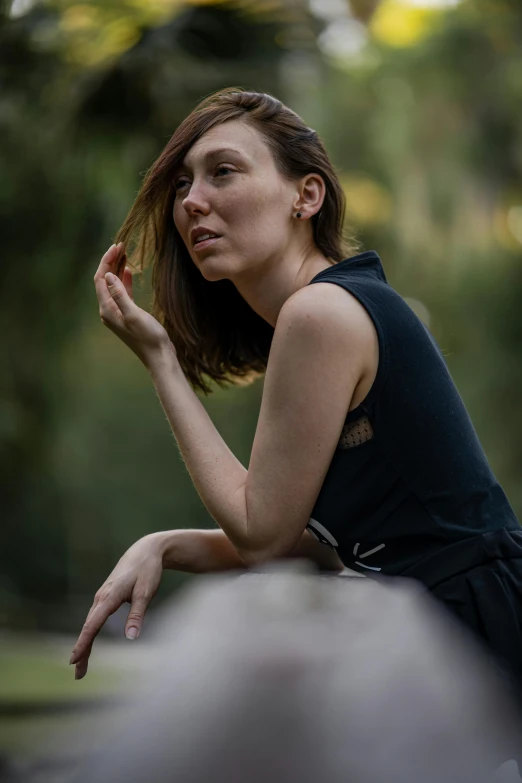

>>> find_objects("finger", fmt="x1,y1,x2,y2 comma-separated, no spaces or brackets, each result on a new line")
93,243,121,283
70,595,122,664
74,642,93,680
69,599,97,662
122,267,134,301
105,272,135,319
71,597,115,660
94,244,123,313
124,592,152,640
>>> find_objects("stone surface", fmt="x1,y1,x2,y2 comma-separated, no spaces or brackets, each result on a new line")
73,564,522,783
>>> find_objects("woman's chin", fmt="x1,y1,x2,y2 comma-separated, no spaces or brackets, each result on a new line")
193,252,233,282
197,261,229,282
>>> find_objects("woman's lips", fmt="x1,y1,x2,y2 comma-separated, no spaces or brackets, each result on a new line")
193,236,222,251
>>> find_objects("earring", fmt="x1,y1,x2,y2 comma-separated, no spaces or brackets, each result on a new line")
296,211,302,218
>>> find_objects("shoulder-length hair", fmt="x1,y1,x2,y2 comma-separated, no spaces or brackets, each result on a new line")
114,87,360,395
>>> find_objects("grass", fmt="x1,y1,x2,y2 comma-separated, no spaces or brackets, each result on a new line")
0,641,129,759
0,650,115,704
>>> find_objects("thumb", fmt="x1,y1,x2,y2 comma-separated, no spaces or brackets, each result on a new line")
105,272,133,316
124,594,149,640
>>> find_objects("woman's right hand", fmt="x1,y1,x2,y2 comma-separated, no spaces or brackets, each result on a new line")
94,244,174,371
70,533,165,680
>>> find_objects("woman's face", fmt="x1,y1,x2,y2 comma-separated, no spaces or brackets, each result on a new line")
172,119,301,281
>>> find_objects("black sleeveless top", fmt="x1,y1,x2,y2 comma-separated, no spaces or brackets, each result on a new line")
304,250,520,576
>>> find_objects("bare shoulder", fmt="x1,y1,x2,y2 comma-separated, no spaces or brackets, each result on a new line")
276,280,377,363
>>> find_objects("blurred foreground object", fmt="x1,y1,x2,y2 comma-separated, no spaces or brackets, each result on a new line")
74,565,522,783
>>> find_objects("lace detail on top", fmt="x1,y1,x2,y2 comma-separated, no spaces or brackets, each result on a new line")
338,416,374,449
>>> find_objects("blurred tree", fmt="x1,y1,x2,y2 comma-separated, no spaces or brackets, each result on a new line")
0,1,108,624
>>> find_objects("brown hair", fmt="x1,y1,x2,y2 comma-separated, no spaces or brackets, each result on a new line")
115,87,360,395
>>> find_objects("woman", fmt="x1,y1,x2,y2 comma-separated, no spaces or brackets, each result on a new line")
71,89,522,703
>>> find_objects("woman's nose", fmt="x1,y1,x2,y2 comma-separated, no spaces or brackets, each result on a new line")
182,185,210,216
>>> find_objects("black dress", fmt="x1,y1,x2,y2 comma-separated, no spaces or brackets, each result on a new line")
304,251,522,703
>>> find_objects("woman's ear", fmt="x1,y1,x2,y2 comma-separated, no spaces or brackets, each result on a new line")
298,173,326,219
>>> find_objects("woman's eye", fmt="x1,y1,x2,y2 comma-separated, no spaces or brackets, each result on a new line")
215,166,232,177
174,167,233,193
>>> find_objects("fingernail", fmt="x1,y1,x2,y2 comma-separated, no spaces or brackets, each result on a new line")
126,627,139,640
69,654,76,665
106,273,117,285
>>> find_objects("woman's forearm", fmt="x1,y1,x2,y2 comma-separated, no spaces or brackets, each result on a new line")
156,529,245,573
155,528,344,574
147,345,250,551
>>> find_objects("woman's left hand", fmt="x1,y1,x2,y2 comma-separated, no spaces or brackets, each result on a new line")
94,243,173,369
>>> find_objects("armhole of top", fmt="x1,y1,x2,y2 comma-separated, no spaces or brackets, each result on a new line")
308,278,390,423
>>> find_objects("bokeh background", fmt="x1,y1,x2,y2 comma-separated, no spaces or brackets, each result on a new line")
1,0,522,772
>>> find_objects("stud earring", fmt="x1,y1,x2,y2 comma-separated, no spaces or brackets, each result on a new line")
296,211,302,218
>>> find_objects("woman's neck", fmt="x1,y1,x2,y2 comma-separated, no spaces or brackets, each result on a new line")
231,249,335,328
